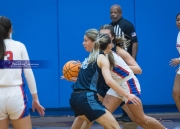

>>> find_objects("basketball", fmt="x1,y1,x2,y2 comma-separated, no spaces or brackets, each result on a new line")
62,60,81,80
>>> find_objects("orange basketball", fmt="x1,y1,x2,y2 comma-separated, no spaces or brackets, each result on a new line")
62,60,81,80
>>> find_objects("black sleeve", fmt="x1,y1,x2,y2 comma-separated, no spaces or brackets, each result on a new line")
125,23,138,43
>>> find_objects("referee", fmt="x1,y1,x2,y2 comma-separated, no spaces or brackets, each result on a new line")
110,4,138,122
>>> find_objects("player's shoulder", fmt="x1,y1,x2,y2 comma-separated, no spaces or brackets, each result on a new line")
112,50,124,62
98,53,107,59
5,39,26,51
6,39,23,45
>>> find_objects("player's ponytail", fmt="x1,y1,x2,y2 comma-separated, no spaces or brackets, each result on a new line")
108,51,115,69
0,16,12,60
96,34,115,69
0,25,5,60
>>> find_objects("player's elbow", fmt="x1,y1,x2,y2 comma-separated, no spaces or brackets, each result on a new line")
137,68,142,74
133,66,142,74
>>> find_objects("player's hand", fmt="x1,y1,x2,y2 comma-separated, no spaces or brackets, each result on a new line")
74,60,81,64
69,77,77,82
126,94,140,105
61,76,77,82
61,76,66,80
169,58,180,67
32,99,45,116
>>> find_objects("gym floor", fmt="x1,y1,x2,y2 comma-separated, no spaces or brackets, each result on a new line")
8,112,180,129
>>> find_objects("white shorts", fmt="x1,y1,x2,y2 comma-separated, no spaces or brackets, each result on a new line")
107,76,141,104
0,85,29,120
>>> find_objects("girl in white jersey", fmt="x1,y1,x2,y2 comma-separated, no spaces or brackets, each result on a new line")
81,25,166,129
0,16,45,129
170,13,180,112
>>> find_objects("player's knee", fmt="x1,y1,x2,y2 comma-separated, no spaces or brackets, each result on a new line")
133,116,147,125
172,90,180,100
103,122,120,129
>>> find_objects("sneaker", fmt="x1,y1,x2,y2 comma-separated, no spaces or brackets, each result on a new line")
115,112,127,121
121,115,133,122
115,115,124,121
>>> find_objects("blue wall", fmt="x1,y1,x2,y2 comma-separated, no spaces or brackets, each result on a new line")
135,0,180,105
0,0,179,112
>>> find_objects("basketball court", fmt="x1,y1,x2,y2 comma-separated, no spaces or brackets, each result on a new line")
8,113,180,129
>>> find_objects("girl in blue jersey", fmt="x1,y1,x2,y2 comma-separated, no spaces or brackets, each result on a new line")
70,29,140,129
80,25,166,129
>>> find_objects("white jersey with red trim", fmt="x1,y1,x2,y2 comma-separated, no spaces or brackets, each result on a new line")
0,39,37,94
111,51,134,84
176,31,180,54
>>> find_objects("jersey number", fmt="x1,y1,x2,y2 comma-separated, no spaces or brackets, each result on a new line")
5,51,13,60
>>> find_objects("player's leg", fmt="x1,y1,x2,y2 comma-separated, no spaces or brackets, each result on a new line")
80,118,93,129
104,89,135,122
95,109,121,129
80,93,104,129
11,115,32,129
71,116,85,129
7,86,32,129
77,92,121,129
0,118,9,129
97,93,104,102
127,100,166,129
0,87,9,129
103,94,122,113
173,73,180,111
115,82,133,122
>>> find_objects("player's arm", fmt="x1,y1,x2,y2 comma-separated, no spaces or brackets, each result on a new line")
97,54,140,105
126,23,138,60
116,46,142,74
21,43,37,94
21,43,45,116
132,42,138,60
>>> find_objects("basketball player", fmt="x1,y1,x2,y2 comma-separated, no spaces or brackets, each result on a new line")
0,16,45,129
170,13,180,111
79,25,166,129
61,27,141,128
110,4,138,122
70,29,140,129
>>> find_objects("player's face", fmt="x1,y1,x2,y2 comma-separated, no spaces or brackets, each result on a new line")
100,29,114,42
110,7,122,23
176,14,180,29
100,30,114,50
83,36,94,52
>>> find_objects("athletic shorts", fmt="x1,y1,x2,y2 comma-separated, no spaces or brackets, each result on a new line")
97,81,110,98
0,85,29,120
107,76,141,104
69,91,106,122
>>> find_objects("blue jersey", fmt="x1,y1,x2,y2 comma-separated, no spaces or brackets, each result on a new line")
72,57,101,92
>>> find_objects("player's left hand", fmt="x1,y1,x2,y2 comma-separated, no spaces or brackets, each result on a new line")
32,99,45,116
169,58,180,67
61,76,65,80
126,94,141,105
61,76,77,82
